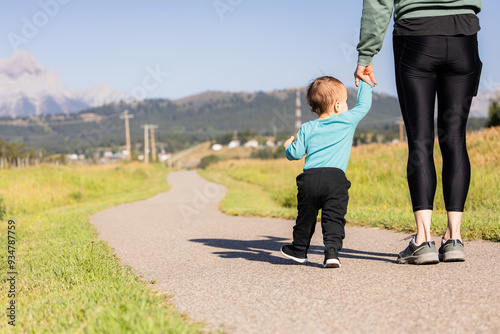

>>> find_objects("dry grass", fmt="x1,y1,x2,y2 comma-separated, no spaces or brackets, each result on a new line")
201,127,500,241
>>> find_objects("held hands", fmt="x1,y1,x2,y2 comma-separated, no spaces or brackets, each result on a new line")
283,135,294,149
354,65,377,87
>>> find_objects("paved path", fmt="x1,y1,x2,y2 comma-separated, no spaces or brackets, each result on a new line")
91,171,500,333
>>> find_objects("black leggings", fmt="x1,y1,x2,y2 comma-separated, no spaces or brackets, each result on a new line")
393,34,482,212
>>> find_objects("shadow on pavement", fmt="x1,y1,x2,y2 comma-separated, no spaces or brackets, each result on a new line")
190,236,397,266
340,248,397,263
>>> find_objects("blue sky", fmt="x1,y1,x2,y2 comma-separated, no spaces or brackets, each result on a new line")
1,0,499,99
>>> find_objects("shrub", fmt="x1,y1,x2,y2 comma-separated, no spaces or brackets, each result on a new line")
251,148,274,160
198,154,221,169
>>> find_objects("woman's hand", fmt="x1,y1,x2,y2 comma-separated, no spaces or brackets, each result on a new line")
283,136,294,149
354,65,377,87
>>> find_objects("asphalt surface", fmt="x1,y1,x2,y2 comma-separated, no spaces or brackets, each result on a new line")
91,170,500,334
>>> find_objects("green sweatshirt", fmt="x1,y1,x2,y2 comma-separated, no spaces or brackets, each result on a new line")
357,0,482,66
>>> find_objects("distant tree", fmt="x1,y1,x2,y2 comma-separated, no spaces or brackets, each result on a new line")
384,130,396,142
487,97,500,127
198,154,220,169
238,129,257,144
215,133,233,145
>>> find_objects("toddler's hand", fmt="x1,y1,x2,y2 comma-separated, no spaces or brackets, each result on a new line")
283,136,294,148
354,65,377,87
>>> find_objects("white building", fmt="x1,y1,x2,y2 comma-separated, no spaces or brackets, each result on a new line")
228,140,240,149
244,139,259,148
211,144,223,151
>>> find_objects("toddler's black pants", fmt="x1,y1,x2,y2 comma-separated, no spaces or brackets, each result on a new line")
292,168,351,254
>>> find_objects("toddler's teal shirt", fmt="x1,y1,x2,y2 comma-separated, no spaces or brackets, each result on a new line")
285,81,373,172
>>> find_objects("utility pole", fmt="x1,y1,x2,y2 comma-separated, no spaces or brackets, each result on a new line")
295,88,302,134
141,125,149,163
120,110,134,160
149,125,158,162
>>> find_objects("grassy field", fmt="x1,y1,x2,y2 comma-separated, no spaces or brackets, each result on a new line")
0,163,202,333
200,127,500,241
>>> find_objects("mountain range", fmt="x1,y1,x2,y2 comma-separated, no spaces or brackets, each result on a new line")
0,84,405,153
0,51,493,154
0,51,129,118
0,84,488,154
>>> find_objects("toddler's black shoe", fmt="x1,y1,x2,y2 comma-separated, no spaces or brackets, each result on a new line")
324,248,341,268
280,245,307,263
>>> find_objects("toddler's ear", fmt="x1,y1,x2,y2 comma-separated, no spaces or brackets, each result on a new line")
333,101,341,113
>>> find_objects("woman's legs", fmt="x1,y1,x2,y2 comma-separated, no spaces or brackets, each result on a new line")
394,36,443,244
436,34,482,242
414,210,433,245
414,211,463,245
394,34,481,254
445,212,462,241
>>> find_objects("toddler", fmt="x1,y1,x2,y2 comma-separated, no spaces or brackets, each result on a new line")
280,76,373,268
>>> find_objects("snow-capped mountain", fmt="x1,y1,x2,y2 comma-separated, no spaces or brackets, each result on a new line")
0,50,130,118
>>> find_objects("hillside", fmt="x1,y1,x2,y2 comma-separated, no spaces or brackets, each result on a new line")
0,87,488,154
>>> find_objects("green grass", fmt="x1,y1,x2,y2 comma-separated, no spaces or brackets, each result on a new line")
0,163,202,333
200,127,500,241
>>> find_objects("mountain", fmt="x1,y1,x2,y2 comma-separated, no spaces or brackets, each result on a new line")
0,50,130,118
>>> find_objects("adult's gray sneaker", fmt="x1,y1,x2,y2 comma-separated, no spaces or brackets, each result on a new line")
397,238,439,265
439,238,465,262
